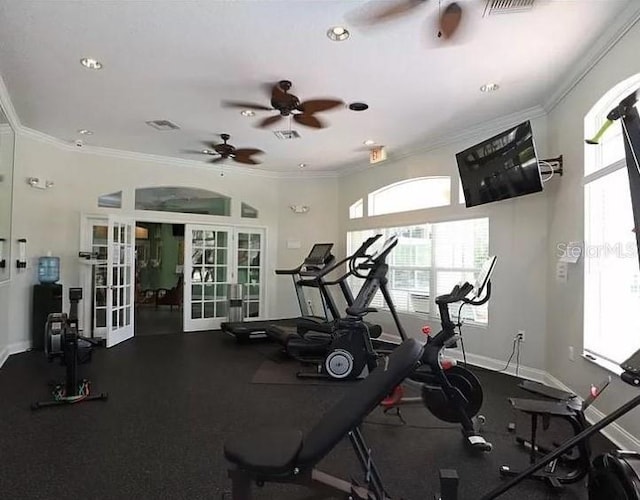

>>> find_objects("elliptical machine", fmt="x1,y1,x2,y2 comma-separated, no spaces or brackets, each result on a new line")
32,287,108,410
382,256,497,452
292,235,406,380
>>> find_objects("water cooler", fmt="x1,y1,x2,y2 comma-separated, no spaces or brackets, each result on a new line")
31,255,62,350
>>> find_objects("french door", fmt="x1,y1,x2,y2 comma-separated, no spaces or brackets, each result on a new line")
106,216,135,347
235,229,265,320
183,225,233,331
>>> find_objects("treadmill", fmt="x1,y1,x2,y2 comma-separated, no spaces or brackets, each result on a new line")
221,243,338,343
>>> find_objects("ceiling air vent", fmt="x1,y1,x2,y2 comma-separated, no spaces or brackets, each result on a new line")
483,0,535,16
273,130,301,140
145,119,180,131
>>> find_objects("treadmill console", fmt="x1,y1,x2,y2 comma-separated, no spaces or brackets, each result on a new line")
621,348,640,387
302,243,334,271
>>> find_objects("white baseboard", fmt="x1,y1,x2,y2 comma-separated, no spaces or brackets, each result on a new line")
447,349,547,383
8,340,31,355
380,332,547,382
0,346,8,369
545,373,640,452
380,335,639,450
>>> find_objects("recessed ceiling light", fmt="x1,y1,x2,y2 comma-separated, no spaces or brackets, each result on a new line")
80,57,103,70
363,139,376,146
480,83,500,93
349,102,369,111
77,129,93,135
240,110,256,117
327,26,350,42
298,163,307,168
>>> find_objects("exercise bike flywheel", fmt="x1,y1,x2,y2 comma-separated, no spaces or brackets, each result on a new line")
421,366,483,423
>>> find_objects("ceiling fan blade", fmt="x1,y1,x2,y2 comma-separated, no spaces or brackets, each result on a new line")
350,0,428,25
233,148,264,157
233,156,261,165
200,140,218,149
209,156,225,163
294,114,325,129
438,2,463,40
298,99,344,114
257,114,284,128
221,100,272,111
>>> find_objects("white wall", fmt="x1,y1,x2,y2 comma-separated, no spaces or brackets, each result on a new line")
338,115,550,374
5,133,338,347
546,20,640,440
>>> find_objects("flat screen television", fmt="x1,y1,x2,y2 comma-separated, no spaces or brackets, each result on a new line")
456,120,542,208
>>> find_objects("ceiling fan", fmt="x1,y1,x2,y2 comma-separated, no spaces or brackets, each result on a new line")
348,0,465,41
183,134,264,165
223,80,344,129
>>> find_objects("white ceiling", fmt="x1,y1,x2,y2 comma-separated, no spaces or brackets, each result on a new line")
0,0,634,173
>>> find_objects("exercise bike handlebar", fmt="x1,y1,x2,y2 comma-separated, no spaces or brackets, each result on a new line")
435,280,492,307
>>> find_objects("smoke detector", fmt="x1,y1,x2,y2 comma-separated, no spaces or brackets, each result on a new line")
483,0,535,16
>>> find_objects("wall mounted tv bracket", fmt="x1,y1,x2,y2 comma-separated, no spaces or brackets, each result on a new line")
540,155,564,177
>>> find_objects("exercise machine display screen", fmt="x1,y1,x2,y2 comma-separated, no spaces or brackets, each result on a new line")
305,243,333,266
474,255,497,298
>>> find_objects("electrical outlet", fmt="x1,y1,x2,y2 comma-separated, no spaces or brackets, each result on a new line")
569,346,575,362
516,330,525,343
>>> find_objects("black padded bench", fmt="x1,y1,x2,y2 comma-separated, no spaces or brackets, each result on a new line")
223,339,423,499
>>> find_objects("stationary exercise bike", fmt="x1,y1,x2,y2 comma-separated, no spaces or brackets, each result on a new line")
381,256,497,452
32,287,108,410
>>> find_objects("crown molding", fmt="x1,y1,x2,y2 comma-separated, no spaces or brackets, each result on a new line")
336,105,548,177
4,1,637,180
543,2,640,113
0,73,20,129
16,126,340,179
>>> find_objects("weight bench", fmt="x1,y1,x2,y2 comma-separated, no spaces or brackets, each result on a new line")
223,339,424,500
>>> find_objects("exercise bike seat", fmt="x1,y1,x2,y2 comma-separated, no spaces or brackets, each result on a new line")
224,430,303,475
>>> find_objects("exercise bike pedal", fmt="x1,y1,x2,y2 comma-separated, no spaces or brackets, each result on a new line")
466,434,492,452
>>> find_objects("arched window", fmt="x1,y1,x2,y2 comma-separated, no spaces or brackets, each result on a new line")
583,74,640,366
367,177,451,217
135,187,231,216
349,198,363,219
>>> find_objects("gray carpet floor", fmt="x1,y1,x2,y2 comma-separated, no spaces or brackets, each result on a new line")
0,331,621,500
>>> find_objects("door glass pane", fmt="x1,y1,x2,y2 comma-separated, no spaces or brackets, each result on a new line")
216,267,227,283
96,308,106,328
217,232,227,247
191,303,202,319
96,288,106,307
215,301,228,318
216,249,227,265
205,249,215,264
125,307,131,326
93,226,107,245
250,234,260,249
112,309,118,328
192,285,202,300
238,233,249,249
204,302,214,318
204,284,215,300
